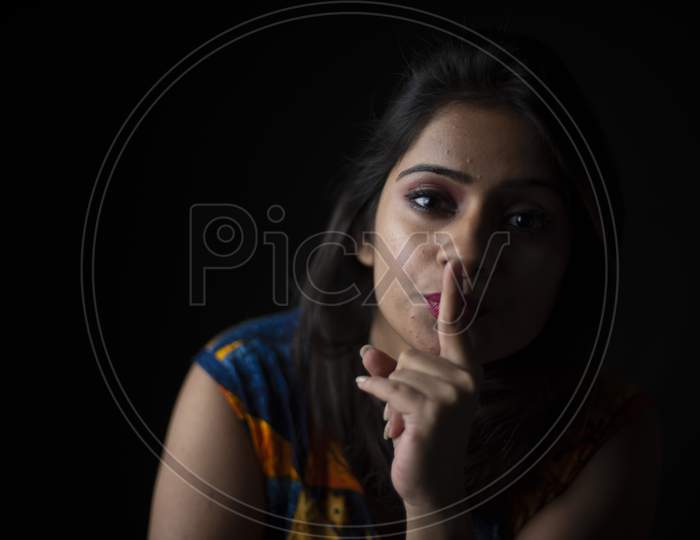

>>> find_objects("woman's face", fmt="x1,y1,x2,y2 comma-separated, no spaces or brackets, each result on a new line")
356,102,573,364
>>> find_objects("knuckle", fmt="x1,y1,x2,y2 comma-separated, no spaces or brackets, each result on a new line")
424,400,440,422
388,367,407,381
397,349,416,368
388,379,403,394
442,384,460,406
453,367,472,388
455,368,481,395
403,429,424,446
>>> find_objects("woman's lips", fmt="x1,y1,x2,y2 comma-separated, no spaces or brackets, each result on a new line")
422,292,486,320
423,293,442,318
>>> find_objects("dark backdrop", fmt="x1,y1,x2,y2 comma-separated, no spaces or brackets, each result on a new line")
7,4,695,539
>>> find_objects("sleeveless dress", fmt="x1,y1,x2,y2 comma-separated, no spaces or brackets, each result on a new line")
192,307,658,540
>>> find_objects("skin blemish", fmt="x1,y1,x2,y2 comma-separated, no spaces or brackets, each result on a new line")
364,102,573,365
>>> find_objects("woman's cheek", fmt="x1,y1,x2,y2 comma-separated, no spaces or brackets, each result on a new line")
509,240,567,280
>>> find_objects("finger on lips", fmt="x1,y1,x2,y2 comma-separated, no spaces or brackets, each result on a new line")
438,258,477,373
357,259,479,442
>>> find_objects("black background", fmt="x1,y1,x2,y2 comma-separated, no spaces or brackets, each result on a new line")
6,4,697,538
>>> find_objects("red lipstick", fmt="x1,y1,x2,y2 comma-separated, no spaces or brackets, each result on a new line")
422,292,485,320
423,293,442,318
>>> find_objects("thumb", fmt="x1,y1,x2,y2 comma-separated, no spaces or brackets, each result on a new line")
360,345,397,377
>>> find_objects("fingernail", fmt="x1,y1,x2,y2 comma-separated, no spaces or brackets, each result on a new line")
359,344,373,358
355,375,369,385
383,420,390,440
383,403,389,421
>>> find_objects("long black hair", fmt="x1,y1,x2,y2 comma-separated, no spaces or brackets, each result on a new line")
289,27,625,529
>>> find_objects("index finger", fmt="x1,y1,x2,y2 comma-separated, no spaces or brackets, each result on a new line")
437,258,476,371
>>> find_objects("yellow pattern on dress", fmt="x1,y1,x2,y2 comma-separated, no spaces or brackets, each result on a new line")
286,489,376,539
287,489,339,539
218,386,301,481
212,336,376,539
213,338,300,481
214,338,244,360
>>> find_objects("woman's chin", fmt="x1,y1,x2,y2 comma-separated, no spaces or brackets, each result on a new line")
407,311,443,355
412,335,441,357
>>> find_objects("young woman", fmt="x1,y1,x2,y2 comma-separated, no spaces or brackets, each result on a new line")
149,30,662,540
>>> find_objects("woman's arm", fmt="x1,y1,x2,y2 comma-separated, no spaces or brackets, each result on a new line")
515,404,662,540
148,362,267,540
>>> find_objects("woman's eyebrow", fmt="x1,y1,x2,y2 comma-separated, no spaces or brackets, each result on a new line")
396,162,565,198
397,163,473,183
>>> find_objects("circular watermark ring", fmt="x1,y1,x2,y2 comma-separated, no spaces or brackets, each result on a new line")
80,3,620,537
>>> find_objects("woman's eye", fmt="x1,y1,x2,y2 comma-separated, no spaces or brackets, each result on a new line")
505,210,550,233
406,189,455,215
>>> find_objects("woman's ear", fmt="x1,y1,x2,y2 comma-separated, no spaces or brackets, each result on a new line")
356,237,374,268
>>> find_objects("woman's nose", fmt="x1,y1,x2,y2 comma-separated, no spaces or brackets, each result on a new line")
435,218,488,276
435,213,507,289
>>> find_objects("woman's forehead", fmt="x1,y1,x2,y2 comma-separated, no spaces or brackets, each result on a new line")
391,104,556,188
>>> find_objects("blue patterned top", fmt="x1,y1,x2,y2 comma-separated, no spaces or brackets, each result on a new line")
193,306,572,539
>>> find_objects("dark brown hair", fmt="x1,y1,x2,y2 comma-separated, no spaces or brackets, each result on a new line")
289,27,624,528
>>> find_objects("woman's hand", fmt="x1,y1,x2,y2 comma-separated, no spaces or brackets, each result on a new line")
356,259,484,510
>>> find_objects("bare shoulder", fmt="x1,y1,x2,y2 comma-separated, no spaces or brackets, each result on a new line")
515,391,662,540
148,362,267,540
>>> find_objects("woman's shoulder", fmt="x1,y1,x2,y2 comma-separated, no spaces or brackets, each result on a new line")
190,307,379,536
201,306,301,358
195,307,301,391
545,370,656,474
191,306,304,447
574,371,658,449
190,307,310,521
557,371,659,478
508,370,659,536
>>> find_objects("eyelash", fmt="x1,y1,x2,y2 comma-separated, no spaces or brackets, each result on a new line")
405,188,552,233
406,188,456,215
